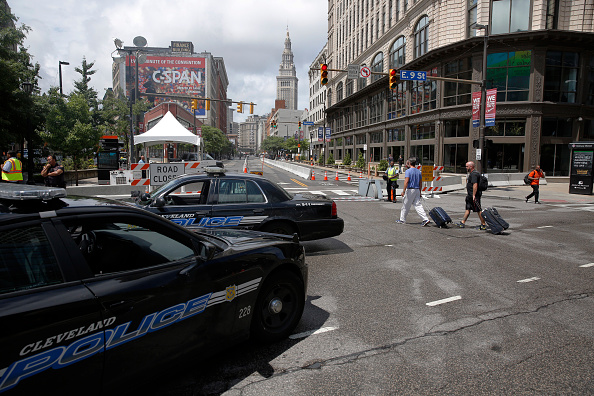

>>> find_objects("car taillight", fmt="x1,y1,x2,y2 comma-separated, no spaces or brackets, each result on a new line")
331,201,337,217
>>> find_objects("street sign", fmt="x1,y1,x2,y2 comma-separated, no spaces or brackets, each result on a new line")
348,64,360,79
303,121,314,126
360,66,371,78
399,70,427,81
421,166,433,182
149,163,184,186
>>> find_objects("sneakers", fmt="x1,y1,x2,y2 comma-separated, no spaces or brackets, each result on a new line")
478,224,487,231
422,220,430,227
535,201,541,204
455,222,465,228
395,219,405,224
525,196,529,203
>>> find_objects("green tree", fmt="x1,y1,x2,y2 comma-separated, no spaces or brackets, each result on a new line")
356,152,365,169
261,136,285,155
327,152,335,165
201,125,231,159
343,151,351,166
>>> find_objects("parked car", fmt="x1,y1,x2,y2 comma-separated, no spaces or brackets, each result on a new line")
130,167,345,241
0,184,307,395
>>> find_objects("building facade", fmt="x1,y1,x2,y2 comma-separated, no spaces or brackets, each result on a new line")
320,0,594,175
239,115,267,155
307,45,329,161
276,30,299,111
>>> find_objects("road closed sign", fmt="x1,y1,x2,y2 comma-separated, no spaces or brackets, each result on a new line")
150,163,184,186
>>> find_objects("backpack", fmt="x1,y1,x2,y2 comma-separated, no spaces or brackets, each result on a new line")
524,173,531,185
478,174,489,191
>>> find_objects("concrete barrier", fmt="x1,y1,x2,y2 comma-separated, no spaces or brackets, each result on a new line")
263,159,312,179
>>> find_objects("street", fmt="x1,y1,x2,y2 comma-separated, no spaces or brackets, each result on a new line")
138,160,594,395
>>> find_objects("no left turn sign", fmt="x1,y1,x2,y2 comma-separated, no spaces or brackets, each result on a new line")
360,66,371,78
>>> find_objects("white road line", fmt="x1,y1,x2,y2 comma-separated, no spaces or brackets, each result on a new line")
579,263,594,268
537,226,554,229
309,191,327,195
517,277,540,283
426,295,462,307
333,190,351,195
289,326,338,339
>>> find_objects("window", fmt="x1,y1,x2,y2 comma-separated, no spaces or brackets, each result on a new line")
369,92,384,124
65,217,196,275
387,128,406,142
387,82,407,119
410,144,435,165
0,226,63,294
371,52,384,82
444,119,470,137
410,79,437,114
164,180,210,205
443,58,472,106
370,132,383,143
411,123,436,140
583,119,593,139
542,117,573,137
396,0,400,20
356,134,367,144
487,51,531,102
492,0,531,34
587,57,594,105
486,119,526,136
346,80,354,96
414,16,429,58
444,143,469,173
389,36,406,69
337,82,344,102
546,0,559,29
541,143,570,176
218,180,265,204
404,0,408,13
544,51,579,103
468,0,478,37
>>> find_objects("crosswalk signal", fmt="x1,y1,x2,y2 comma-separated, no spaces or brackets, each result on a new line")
249,102,254,114
205,99,210,111
320,64,328,85
389,69,398,90
191,99,198,110
237,102,243,113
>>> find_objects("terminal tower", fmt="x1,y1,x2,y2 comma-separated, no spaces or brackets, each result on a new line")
276,29,298,110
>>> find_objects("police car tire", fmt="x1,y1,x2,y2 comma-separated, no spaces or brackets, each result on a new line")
260,221,296,236
251,270,305,343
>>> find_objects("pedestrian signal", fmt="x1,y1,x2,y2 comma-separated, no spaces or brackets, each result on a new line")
320,64,328,85
389,69,398,89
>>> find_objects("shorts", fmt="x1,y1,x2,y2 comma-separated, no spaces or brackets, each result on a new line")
465,195,482,212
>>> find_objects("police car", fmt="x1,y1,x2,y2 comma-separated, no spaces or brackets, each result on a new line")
131,167,344,241
0,184,307,394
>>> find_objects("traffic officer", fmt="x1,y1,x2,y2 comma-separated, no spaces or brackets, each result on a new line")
1,151,23,183
385,159,399,202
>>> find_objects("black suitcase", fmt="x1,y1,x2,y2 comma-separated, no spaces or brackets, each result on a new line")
429,207,452,228
481,207,509,234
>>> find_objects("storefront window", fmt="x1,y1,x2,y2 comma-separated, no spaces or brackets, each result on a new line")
411,123,435,140
486,143,524,172
443,58,472,106
542,117,573,137
487,51,531,102
410,144,435,165
444,119,470,137
486,119,526,136
541,143,570,176
544,51,579,103
444,143,469,173
387,128,406,142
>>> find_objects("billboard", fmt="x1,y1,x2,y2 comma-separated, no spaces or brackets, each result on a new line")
126,55,206,117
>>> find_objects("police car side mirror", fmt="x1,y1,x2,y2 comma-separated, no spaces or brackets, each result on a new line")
154,197,166,208
140,192,151,201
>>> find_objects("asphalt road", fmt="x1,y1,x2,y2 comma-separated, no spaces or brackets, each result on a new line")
141,159,594,395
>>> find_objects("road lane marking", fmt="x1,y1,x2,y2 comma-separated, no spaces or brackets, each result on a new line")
291,178,308,187
289,326,338,339
309,191,327,195
426,296,461,307
537,226,554,229
517,277,540,283
580,263,594,268
333,190,351,195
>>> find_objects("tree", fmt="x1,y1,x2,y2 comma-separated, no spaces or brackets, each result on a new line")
261,136,285,155
201,125,231,159
343,151,351,166
327,152,335,165
356,152,365,169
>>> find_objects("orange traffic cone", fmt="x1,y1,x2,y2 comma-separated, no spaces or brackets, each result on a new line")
347,172,351,181
311,170,315,180
335,171,339,181
359,171,363,178
243,163,248,173
324,171,328,181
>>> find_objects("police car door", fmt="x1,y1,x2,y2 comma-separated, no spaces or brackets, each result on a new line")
211,179,268,230
56,213,225,392
153,180,212,228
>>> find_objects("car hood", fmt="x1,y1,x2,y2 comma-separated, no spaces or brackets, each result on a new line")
193,227,299,245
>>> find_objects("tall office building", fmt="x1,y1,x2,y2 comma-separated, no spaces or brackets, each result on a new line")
276,30,299,110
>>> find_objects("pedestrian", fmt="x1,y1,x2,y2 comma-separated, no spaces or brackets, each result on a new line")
388,153,394,164
525,165,545,204
138,155,146,164
384,159,399,202
455,161,487,230
396,157,430,226
397,155,404,173
41,155,66,188
1,151,23,183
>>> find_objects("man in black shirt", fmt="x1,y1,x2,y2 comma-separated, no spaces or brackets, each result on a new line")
455,161,487,230
41,155,66,187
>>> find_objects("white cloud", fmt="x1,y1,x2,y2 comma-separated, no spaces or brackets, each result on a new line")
10,0,327,123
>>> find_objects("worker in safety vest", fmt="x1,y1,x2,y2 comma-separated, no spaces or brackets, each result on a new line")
2,151,23,183
385,159,399,203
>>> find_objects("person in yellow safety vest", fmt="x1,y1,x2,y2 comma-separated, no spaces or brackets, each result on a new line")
385,159,399,203
1,151,23,183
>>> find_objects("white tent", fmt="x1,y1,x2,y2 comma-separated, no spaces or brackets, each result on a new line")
135,111,201,147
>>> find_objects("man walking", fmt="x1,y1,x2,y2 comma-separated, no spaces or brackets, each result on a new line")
525,165,545,204
455,161,487,230
385,159,399,202
1,151,23,183
397,155,404,173
396,158,430,226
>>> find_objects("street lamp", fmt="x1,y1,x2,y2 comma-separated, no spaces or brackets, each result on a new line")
474,23,489,174
59,61,69,96
21,81,35,184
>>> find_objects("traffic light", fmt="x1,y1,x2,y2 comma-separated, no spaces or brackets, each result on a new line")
205,99,210,111
389,69,398,89
473,139,480,149
191,99,198,110
249,102,254,114
320,63,328,85
298,121,302,130
237,102,243,113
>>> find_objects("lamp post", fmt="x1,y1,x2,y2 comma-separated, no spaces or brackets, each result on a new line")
21,81,35,184
474,23,489,174
58,61,69,96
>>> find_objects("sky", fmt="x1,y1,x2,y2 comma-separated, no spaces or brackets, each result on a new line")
10,0,327,123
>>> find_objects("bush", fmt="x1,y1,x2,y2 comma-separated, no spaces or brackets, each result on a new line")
343,151,351,166
378,159,388,172
62,157,95,171
355,152,365,169
327,153,335,165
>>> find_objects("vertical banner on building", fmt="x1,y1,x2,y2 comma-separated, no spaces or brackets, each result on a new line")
485,88,497,127
472,91,481,127
318,127,324,142
325,127,331,142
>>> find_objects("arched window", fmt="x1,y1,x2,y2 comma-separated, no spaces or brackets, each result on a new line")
389,36,406,69
414,16,429,58
371,52,384,82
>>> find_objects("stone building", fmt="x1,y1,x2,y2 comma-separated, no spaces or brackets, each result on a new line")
277,30,299,111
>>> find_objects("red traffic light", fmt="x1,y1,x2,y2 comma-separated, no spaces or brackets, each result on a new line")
389,69,398,89
320,63,329,85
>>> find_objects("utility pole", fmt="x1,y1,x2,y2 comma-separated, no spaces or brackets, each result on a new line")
476,24,489,174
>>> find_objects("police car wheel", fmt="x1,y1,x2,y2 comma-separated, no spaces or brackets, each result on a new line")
261,221,296,236
251,270,305,343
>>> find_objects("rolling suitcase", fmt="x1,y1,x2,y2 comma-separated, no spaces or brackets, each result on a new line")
429,207,452,228
481,207,509,234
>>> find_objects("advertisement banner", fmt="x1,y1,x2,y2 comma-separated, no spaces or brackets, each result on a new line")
472,91,481,127
485,88,497,127
325,127,331,142
318,127,324,142
126,55,206,117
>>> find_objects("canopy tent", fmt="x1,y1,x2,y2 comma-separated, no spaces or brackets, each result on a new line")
135,111,201,147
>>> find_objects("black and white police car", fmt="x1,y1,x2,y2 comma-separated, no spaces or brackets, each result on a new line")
0,184,307,395
130,167,344,241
